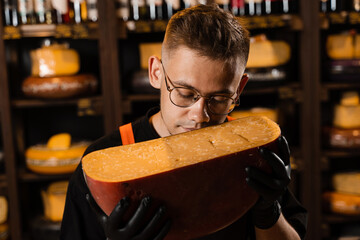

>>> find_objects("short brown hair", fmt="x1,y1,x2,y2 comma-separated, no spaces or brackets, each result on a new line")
162,4,250,68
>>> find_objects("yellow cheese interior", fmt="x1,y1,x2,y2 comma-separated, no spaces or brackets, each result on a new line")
0,196,8,224
41,181,68,222
83,116,280,182
31,43,80,77
47,133,72,150
247,35,291,68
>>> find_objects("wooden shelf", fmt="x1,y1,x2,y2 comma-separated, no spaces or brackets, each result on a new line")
3,21,127,40
11,95,103,108
323,149,360,158
323,214,360,224
18,168,72,182
320,11,360,29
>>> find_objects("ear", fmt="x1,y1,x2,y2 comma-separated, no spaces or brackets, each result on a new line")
236,73,249,100
148,56,162,89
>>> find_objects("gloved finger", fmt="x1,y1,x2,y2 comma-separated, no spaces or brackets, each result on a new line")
107,196,130,230
278,136,290,166
259,148,288,179
153,219,172,240
246,177,282,201
246,167,285,190
136,206,168,240
125,196,153,236
86,193,108,226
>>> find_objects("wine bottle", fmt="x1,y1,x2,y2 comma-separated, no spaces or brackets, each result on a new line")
130,0,148,20
34,0,53,23
52,0,70,23
69,0,87,23
320,0,328,12
215,0,231,11
18,0,36,24
282,0,297,13
164,0,180,19
147,0,163,20
245,0,262,16
232,0,245,16
354,0,360,11
116,0,130,21
87,0,97,22
3,0,19,26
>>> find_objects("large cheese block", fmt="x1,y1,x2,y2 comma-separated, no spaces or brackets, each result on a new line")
333,172,360,195
26,133,89,174
333,104,360,129
324,127,360,148
30,42,80,77
247,35,291,68
0,197,7,224
41,181,68,222
83,116,280,240
22,74,98,99
323,192,360,215
326,33,360,60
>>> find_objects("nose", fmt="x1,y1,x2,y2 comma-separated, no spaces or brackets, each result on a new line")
188,97,210,124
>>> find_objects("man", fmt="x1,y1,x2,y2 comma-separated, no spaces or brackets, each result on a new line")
60,4,307,240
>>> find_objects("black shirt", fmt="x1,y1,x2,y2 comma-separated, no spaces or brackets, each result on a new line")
60,108,307,240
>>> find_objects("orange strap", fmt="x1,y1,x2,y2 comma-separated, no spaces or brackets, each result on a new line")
227,116,235,122
119,123,135,145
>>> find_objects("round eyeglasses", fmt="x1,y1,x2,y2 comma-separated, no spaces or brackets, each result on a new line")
161,61,239,115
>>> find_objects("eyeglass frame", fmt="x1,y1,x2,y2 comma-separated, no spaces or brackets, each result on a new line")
160,60,240,115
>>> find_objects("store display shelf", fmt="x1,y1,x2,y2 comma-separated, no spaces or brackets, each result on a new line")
240,14,303,30
18,168,72,182
320,11,360,29
323,213,360,224
3,21,127,40
11,96,103,108
323,149,360,158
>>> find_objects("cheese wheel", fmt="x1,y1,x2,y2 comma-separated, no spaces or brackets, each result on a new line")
0,197,7,224
333,104,360,129
30,43,80,77
247,35,291,68
22,74,98,99
41,181,68,222
323,192,360,215
83,116,280,240
26,142,89,174
230,107,278,123
325,127,360,148
333,172,360,195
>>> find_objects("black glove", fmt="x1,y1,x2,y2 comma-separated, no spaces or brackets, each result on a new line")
245,135,291,229
86,194,171,240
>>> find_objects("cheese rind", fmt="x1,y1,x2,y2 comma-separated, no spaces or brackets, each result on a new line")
83,116,280,240
83,116,280,182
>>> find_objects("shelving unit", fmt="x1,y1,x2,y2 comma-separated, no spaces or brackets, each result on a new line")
2,0,360,239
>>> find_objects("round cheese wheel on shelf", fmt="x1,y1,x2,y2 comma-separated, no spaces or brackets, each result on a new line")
25,142,89,175
0,197,7,224
22,74,98,99
323,192,360,215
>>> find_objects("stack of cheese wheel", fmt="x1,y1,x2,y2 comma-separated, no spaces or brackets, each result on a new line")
25,133,89,175
325,91,360,148
0,196,8,240
41,181,68,222
326,31,360,81
246,34,290,83
22,39,98,99
323,172,360,215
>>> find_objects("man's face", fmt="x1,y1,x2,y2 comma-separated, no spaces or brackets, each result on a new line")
150,46,246,137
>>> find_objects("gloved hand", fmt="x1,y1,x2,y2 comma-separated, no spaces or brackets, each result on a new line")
245,135,291,229
86,193,171,240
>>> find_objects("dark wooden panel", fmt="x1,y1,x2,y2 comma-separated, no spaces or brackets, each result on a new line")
0,3,22,240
